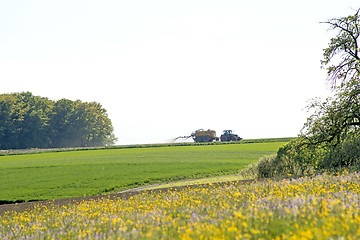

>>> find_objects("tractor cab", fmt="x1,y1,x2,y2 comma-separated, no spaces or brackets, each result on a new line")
223,130,233,135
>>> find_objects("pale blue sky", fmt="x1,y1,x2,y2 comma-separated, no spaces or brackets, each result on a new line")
0,0,358,144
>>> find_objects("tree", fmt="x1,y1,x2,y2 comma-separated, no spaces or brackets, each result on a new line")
49,98,78,147
321,8,360,88
0,93,20,149
79,101,117,147
302,8,360,147
267,9,360,173
16,92,54,149
302,80,360,147
0,92,117,149
0,92,53,149
49,100,117,147
246,9,360,175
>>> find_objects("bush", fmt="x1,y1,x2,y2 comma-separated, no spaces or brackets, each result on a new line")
256,154,277,178
276,138,319,176
318,134,360,170
239,155,277,179
243,134,360,180
244,139,318,179
249,135,360,180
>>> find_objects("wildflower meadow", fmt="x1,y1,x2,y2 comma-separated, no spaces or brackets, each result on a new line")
1,171,360,239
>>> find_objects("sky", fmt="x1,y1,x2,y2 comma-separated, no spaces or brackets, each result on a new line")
0,0,359,145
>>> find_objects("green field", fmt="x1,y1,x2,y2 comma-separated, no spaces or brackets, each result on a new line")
0,141,286,203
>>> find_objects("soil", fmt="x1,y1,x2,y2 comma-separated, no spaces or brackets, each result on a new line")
0,180,255,215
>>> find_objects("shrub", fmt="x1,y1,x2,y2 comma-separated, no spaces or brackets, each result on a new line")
251,135,360,179
245,139,318,179
256,154,277,178
239,155,277,179
318,134,360,170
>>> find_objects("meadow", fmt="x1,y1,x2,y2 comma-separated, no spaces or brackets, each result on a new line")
0,141,285,203
1,171,359,239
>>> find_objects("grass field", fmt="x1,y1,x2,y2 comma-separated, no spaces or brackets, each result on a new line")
2,171,360,239
0,141,285,203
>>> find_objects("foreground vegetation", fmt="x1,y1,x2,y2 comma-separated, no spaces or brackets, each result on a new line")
0,141,285,203
1,171,360,239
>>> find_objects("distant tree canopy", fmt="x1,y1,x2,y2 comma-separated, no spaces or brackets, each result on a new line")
0,92,117,149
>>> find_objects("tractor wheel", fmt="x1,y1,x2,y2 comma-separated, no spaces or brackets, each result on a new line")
232,136,238,141
220,135,227,142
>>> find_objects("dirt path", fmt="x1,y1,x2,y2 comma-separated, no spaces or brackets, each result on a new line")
0,180,255,215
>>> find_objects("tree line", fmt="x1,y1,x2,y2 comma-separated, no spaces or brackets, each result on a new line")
0,92,117,149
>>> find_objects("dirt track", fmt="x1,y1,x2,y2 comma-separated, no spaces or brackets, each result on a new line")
0,180,255,215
